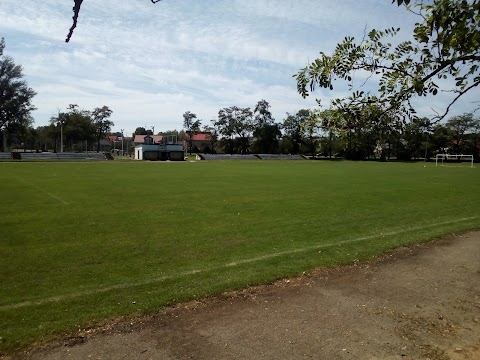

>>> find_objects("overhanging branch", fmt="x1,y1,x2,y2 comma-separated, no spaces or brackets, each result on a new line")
431,81,480,121
65,0,83,43
66,0,163,43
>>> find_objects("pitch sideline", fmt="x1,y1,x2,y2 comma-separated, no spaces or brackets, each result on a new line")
1,216,478,311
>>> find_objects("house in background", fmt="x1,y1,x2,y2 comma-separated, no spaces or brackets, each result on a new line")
134,134,184,161
184,132,212,153
107,135,119,143
133,134,163,146
96,139,112,152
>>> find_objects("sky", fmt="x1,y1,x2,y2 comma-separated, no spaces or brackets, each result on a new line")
1,0,478,136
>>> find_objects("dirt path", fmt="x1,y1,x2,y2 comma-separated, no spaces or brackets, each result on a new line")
12,232,480,360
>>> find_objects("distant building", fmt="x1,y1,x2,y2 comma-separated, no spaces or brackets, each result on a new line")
107,135,119,143
96,139,112,152
184,132,212,153
133,134,163,145
134,134,184,161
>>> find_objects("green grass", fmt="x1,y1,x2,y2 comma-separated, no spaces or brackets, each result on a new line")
0,160,479,353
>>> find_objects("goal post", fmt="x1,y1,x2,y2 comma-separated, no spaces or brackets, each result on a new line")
435,154,474,168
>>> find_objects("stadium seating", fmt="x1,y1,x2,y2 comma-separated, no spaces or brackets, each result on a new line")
255,154,306,160
20,152,58,160
197,154,306,160
0,152,12,160
17,152,108,160
198,154,259,160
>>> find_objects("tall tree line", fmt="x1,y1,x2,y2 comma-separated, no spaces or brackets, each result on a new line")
4,104,114,153
183,100,480,160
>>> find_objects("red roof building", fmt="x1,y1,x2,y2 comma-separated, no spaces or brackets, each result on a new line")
184,132,212,153
185,133,212,142
133,134,163,145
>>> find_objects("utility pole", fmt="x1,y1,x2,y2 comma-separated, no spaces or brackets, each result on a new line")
121,129,124,158
58,117,65,153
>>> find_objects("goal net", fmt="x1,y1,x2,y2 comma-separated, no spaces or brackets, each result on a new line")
435,154,474,168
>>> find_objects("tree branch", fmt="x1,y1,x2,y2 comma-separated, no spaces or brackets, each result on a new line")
66,0,83,43
66,0,163,43
431,80,480,121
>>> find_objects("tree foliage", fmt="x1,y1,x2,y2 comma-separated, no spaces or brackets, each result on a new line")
0,38,36,132
215,106,254,154
66,0,163,42
91,105,114,152
49,104,96,152
252,100,281,153
183,111,201,155
132,126,153,138
282,109,309,154
294,0,480,122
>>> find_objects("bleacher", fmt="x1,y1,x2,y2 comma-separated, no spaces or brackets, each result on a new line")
256,154,306,160
198,154,259,160
197,153,307,161
17,152,108,161
0,152,12,160
20,152,58,160
88,152,108,160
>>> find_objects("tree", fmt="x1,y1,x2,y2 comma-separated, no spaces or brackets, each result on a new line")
34,125,55,152
49,104,96,152
216,106,254,154
66,0,163,42
5,114,34,151
183,111,202,155
316,109,342,159
63,105,96,151
252,100,281,154
282,109,309,154
254,100,274,127
445,113,479,154
301,110,322,157
400,117,432,160
253,123,282,154
91,106,114,152
294,0,480,123
202,123,219,154
0,38,37,151
132,127,152,139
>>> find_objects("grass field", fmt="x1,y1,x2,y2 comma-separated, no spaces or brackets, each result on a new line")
0,160,479,353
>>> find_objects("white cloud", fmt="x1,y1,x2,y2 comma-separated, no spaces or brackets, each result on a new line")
0,0,477,136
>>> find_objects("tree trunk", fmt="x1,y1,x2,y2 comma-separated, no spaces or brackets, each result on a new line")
2,129,8,152
329,130,333,159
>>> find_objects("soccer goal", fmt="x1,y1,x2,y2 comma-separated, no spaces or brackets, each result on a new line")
435,154,474,168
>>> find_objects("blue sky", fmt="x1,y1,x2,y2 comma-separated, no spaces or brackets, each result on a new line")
1,0,477,136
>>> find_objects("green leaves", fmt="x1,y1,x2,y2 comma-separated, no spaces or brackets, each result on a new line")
0,41,37,131
295,0,480,122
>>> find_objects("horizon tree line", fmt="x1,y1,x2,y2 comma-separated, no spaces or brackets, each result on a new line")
181,101,480,160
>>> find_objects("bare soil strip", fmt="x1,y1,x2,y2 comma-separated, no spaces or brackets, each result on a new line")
9,231,480,360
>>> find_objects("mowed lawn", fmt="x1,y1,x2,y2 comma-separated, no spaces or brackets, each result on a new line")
0,160,479,352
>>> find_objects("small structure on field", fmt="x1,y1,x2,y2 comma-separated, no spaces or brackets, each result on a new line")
134,134,184,161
